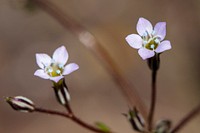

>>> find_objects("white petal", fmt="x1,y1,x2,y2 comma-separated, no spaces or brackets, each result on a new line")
36,54,51,69
136,17,153,36
138,48,155,60
125,34,143,49
154,22,166,41
63,63,79,75
34,69,50,79
155,40,172,53
53,46,68,65
50,76,64,83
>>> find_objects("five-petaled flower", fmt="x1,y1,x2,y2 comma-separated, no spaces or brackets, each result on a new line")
126,17,172,60
34,46,79,83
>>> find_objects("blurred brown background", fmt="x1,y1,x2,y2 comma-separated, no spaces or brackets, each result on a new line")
0,0,200,133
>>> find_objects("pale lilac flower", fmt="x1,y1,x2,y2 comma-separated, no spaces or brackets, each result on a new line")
34,46,79,83
126,17,172,60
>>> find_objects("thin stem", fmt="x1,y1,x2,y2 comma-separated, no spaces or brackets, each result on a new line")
148,70,157,131
71,115,109,133
65,103,73,115
30,0,148,122
35,107,70,118
170,104,200,133
35,107,113,133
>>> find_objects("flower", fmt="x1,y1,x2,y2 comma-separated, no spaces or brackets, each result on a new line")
34,46,79,83
126,17,172,60
6,96,35,112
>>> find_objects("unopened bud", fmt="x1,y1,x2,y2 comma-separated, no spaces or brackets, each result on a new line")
155,119,171,133
123,107,145,132
6,96,35,112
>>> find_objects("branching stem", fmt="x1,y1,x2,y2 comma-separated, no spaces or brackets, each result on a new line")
35,107,113,133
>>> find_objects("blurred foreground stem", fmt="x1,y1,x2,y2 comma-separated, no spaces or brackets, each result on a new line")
170,103,200,133
30,0,148,122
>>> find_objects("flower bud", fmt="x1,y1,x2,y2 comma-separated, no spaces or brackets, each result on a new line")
6,96,35,112
53,79,70,105
155,119,171,133
123,107,145,132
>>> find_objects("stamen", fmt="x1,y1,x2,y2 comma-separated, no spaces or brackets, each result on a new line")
56,70,61,74
150,44,155,49
48,68,53,73
146,30,153,38
151,30,155,36
155,38,160,44
58,64,64,69
143,32,148,37
143,41,148,45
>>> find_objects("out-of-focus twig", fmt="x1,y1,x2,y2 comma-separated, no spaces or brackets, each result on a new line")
170,103,200,133
30,0,148,122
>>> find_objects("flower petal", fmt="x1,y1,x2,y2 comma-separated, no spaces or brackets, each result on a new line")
137,17,153,36
36,54,51,69
49,76,64,83
138,48,155,60
53,46,69,65
154,22,166,41
34,69,50,79
155,40,172,53
125,34,143,49
63,63,79,75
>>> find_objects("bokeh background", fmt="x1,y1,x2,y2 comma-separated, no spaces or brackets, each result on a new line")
0,0,200,132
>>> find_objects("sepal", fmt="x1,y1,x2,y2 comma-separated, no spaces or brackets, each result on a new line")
53,79,70,105
123,107,145,132
147,53,160,71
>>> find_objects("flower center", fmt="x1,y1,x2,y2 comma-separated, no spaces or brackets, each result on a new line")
142,31,160,51
45,62,64,77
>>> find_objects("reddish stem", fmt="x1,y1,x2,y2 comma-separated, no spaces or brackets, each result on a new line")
35,107,112,133
148,70,157,131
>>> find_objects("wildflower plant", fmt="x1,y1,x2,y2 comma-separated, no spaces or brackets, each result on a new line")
5,1,200,132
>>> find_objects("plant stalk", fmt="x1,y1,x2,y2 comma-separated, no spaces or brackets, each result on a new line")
30,0,148,122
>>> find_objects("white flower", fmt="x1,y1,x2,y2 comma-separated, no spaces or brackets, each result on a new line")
126,17,172,60
34,46,79,83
